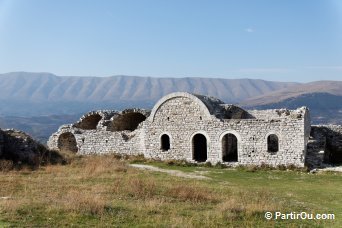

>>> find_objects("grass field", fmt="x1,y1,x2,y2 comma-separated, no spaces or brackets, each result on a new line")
0,155,341,227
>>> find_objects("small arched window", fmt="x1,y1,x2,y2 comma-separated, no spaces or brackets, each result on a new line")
161,134,170,151
267,134,279,152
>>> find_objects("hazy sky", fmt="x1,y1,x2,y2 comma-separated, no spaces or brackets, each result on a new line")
0,0,341,82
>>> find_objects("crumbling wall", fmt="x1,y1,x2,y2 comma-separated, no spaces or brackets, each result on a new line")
0,129,4,157
248,107,308,120
47,109,149,156
47,92,310,168
108,110,147,132
309,125,342,165
74,114,102,130
48,128,144,156
72,111,118,130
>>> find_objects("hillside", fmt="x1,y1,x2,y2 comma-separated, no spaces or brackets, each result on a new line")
0,114,80,143
240,81,342,124
0,72,298,116
240,81,342,107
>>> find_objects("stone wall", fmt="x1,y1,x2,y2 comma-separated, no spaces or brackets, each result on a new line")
48,109,149,156
47,92,311,168
248,108,308,120
49,128,144,156
143,94,308,167
308,125,342,166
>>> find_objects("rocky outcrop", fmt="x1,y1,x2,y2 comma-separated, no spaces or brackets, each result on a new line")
0,128,59,166
0,129,4,157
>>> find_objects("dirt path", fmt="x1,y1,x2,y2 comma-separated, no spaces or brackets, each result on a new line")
129,164,210,180
318,166,342,172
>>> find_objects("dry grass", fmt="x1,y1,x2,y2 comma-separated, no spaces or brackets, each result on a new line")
166,184,217,203
0,160,14,172
57,189,109,216
217,190,279,220
111,175,157,199
0,155,339,227
76,155,128,176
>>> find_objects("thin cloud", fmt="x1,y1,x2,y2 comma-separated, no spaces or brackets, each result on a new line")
244,28,255,33
303,66,342,70
238,68,290,73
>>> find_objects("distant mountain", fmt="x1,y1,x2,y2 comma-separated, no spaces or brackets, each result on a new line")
0,114,80,143
240,81,342,124
240,81,342,106
0,72,341,143
0,72,298,116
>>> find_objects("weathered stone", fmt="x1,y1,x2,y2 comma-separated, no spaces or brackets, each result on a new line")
47,92,341,168
306,125,342,167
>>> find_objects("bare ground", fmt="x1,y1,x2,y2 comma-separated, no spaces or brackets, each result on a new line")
129,164,210,179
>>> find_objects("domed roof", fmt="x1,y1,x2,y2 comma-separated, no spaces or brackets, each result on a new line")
149,92,250,121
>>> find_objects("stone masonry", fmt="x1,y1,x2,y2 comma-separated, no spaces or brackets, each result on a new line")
306,125,342,168
48,92,341,168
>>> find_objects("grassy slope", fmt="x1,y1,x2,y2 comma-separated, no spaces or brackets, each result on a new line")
0,155,341,227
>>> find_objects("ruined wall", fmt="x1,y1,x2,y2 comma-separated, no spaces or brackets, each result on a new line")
143,93,308,167
0,129,4,157
47,92,310,168
48,110,148,156
49,129,144,156
76,129,143,155
309,125,342,165
248,108,307,120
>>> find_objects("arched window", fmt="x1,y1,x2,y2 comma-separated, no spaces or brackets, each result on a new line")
267,134,279,152
161,134,170,151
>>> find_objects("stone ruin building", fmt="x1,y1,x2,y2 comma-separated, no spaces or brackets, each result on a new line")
47,92,342,168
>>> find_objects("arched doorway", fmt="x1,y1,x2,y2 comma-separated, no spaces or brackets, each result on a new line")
58,132,78,153
160,134,170,151
192,134,207,162
267,134,279,152
222,133,238,162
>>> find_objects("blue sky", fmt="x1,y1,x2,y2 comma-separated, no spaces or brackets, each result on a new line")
0,0,341,82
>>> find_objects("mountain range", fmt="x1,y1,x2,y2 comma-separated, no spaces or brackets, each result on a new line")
0,72,299,115
0,72,341,142
241,81,342,124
